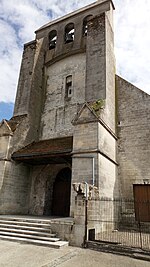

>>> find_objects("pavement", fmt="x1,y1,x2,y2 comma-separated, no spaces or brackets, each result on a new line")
0,240,150,267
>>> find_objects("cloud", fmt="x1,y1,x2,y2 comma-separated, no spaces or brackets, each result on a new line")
114,0,150,92
0,0,150,103
0,18,22,102
0,0,93,102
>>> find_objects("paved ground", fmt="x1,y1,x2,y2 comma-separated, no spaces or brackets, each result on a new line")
0,240,149,267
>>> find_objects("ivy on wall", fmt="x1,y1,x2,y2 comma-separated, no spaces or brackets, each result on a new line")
91,99,105,115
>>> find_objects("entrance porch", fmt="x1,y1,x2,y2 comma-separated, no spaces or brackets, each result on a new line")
11,137,73,217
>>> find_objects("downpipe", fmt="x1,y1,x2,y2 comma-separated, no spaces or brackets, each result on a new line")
83,182,88,248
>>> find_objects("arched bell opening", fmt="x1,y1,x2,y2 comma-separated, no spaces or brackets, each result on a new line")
49,30,57,50
64,23,75,43
83,15,93,36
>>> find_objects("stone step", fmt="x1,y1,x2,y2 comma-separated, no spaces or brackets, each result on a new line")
0,227,56,237
0,223,51,232
0,235,69,249
0,231,60,242
0,216,51,224
0,219,50,228
0,216,70,248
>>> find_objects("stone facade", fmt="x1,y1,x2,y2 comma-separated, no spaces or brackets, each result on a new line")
116,76,150,198
0,0,150,246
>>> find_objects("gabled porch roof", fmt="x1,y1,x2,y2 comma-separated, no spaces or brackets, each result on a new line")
12,136,73,165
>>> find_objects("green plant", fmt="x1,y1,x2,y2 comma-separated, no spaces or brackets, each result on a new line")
91,99,105,114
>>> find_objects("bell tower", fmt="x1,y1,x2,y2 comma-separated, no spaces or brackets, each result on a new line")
0,1,118,223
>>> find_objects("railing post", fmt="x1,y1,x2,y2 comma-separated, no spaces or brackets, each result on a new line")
137,200,143,249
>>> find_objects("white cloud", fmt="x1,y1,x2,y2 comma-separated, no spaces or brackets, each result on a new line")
0,0,150,103
114,0,150,92
0,19,22,102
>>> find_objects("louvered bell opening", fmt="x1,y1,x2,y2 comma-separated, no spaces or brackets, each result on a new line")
49,40,56,50
65,33,74,43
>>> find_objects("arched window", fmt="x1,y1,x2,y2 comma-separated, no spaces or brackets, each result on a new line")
83,15,93,36
64,23,75,43
49,30,57,50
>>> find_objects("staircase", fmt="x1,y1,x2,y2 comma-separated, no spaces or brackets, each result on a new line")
0,216,69,248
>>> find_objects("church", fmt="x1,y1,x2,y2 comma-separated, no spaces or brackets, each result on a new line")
0,0,150,247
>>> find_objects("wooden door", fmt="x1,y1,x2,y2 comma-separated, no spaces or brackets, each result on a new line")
52,168,71,217
133,184,150,222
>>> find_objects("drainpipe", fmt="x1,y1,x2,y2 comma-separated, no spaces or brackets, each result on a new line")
92,157,95,186
83,181,88,248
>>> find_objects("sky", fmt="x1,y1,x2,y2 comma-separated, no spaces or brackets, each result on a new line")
0,0,150,121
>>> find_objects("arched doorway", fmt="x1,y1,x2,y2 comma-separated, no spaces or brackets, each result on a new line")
52,168,71,217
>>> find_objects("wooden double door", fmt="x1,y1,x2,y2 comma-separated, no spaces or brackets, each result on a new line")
52,168,71,217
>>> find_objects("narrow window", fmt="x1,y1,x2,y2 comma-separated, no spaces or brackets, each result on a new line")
49,30,57,50
65,23,75,43
83,15,93,36
66,75,73,98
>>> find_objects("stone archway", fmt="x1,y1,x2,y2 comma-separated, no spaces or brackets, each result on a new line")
52,167,71,217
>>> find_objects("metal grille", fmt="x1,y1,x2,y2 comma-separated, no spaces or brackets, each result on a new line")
88,198,150,251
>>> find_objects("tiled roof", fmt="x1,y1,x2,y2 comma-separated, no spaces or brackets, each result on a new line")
12,136,73,161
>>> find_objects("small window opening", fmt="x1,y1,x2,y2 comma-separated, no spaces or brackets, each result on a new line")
83,15,93,36
65,23,75,43
88,229,95,241
49,30,57,50
66,75,73,98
